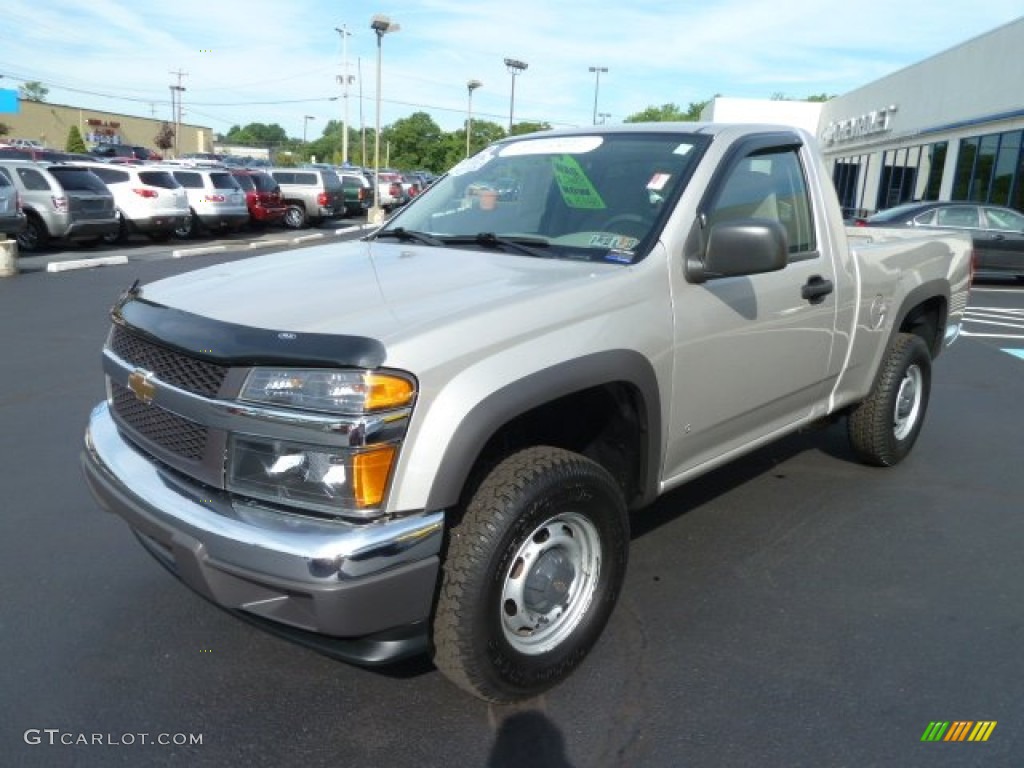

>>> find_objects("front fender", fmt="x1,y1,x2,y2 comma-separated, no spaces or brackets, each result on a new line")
415,350,663,514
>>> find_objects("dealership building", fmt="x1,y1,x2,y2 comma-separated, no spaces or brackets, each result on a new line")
0,98,214,158
704,16,1024,217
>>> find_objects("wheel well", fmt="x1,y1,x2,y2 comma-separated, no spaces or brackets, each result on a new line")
898,297,946,358
458,383,649,515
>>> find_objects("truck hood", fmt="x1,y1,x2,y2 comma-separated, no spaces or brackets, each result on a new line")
140,239,623,349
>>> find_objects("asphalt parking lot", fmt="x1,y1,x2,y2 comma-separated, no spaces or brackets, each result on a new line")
1,247,1022,767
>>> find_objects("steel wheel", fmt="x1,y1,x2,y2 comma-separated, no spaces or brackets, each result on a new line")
499,511,602,655
893,364,924,441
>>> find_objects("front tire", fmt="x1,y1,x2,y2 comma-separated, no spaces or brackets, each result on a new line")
432,446,628,702
848,332,932,466
103,211,127,244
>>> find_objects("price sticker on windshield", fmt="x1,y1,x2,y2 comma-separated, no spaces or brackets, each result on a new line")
552,155,606,210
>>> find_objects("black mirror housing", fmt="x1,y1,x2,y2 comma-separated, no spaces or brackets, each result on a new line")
688,219,788,283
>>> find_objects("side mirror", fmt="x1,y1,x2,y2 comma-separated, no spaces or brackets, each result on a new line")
686,219,788,283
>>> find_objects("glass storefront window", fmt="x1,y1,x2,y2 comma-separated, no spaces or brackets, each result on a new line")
952,138,978,200
991,131,1021,206
954,130,1023,209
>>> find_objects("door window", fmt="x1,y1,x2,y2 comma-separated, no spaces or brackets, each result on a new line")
982,207,1024,231
935,207,981,228
708,147,816,259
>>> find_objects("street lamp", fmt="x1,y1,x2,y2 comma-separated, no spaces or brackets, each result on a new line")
303,115,315,144
466,79,482,157
370,14,399,225
588,66,608,125
504,58,527,133
335,25,353,165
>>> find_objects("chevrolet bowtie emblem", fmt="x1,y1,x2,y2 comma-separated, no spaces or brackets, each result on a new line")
127,369,157,405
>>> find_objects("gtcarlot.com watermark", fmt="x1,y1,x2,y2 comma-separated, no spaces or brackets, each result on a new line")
24,729,203,747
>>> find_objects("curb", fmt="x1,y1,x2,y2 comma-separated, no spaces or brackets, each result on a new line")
46,255,129,273
172,245,228,259
249,239,290,250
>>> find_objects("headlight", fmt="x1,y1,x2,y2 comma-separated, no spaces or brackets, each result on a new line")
228,435,397,514
239,369,415,415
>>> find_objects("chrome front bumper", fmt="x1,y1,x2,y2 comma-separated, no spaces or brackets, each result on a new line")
82,402,444,662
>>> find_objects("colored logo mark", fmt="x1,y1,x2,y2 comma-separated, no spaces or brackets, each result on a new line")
921,721,996,742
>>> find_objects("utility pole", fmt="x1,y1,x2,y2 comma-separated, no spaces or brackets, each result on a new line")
335,25,353,165
169,69,188,157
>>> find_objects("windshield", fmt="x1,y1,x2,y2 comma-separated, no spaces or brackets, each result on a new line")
379,132,708,263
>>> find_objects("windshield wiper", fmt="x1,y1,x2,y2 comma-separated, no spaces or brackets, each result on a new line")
440,232,551,258
374,227,445,246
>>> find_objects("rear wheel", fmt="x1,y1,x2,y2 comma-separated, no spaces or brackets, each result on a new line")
174,209,198,240
17,214,49,252
432,446,629,702
283,204,307,229
848,332,932,466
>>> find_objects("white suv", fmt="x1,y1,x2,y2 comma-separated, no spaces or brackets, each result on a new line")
72,162,189,243
167,167,249,238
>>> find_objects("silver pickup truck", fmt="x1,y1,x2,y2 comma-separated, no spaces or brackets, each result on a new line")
82,123,972,702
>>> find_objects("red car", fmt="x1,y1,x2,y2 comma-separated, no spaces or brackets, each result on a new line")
229,169,288,227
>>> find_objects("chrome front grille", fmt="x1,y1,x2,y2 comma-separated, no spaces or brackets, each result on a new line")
109,325,228,398
111,382,208,461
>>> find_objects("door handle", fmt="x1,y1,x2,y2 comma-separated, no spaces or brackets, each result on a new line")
801,275,833,304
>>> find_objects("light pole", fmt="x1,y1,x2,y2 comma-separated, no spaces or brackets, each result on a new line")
335,25,353,165
466,79,482,157
588,66,607,125
370,14,399,225
504,58,527,133
303,115,315,145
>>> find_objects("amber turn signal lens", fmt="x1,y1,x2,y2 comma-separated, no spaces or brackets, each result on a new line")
352,445,397,507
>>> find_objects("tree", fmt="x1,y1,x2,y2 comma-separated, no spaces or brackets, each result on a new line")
625,98,716,123
19,81,49,102
511,121,551,136
65,125,87,153
154,122,175,152
385,111,444,171
0,122,9,137
224,122,289,147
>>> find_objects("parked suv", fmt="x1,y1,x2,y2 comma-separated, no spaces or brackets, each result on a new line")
229,169,288,227
167,167,249,238
0,159,119,251
89,145,159,161
268,167,345,228
72,161,189,243
339,172,372,218
0,170,26,237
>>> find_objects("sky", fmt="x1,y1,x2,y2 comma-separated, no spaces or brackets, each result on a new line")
2,1,1022,141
